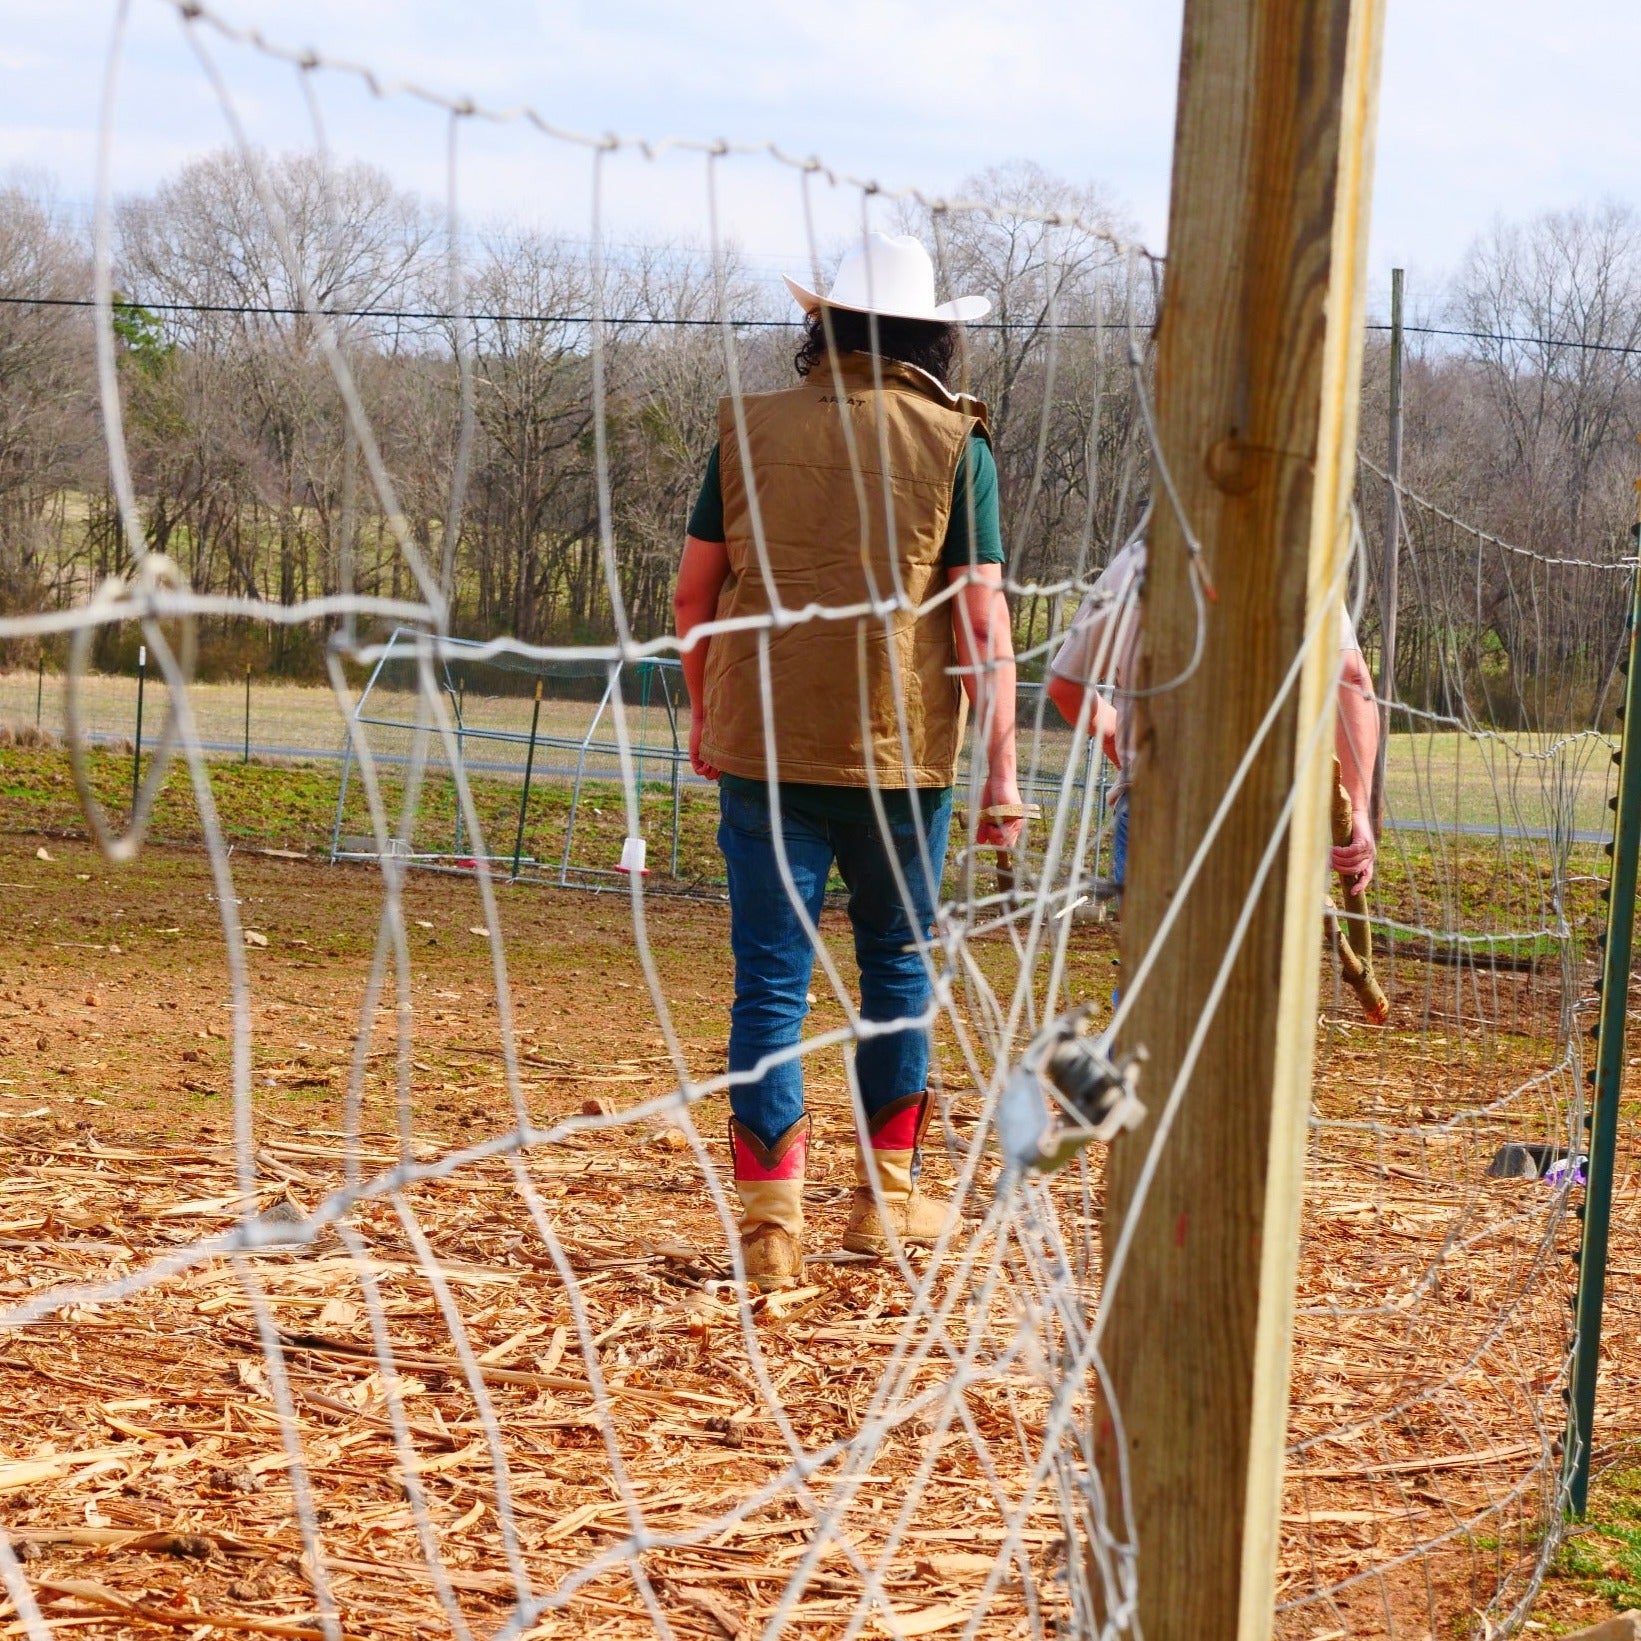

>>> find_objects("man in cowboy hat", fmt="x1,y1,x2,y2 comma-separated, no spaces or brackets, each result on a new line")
673,230,1023,1289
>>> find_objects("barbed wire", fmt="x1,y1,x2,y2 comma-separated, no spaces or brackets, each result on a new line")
1362,452,1640,572
9,292,1641,360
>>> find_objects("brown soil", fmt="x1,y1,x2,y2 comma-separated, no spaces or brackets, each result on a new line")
0,834,1632,1639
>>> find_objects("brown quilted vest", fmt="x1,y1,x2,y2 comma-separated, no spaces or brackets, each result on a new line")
700,353,989,788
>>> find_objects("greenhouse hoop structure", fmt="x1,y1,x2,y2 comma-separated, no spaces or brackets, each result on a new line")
328,628,1120,902
329,628,691,888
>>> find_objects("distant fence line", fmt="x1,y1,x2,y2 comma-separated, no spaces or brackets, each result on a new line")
0,665,1613,849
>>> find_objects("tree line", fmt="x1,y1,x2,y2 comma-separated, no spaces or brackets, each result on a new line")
0,153,1146,678
1354,201,1641,730
1,153,1638,729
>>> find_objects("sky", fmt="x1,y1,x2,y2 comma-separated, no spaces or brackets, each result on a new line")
3,0,1640,322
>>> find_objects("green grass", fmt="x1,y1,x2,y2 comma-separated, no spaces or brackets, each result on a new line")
0,718,1613,965
0,741,729,884
1372,925,1572,967
1385,726,1619,839
1535,1458,1641,1627
9,670,1621,836
0,736,1610,950
0,667,680,766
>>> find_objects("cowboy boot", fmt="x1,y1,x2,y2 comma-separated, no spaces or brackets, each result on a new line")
729,1114,809,1291
842,1092,952,1256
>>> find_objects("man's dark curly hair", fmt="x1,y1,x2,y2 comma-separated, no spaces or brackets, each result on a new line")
793,307,956,384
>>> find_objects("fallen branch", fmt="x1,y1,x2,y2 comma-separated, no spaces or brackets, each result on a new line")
35,1576,340,1639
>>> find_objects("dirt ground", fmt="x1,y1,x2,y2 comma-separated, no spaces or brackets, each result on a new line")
0,832,1636,1639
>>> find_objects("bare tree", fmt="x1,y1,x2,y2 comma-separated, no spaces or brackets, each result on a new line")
116,149,435,665
899,163,1151,646
119,149,434,355
1347,205,1641,729
0,180,94,620
604,240,772,639
457,229,601,642
1431,204,1641,722
1451,201,1641,547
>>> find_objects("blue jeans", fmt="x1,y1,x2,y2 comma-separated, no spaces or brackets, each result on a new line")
1109,795,1129,1009
717,783,952,1148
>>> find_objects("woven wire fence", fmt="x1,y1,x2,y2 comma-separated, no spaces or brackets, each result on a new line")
0,6,1629,1639
1274,467,1631,1635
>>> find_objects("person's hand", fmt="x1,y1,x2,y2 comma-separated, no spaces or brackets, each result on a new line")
976,775,1026,850
689,709,719,781
1092,697,1122,769
1332,810,1376,897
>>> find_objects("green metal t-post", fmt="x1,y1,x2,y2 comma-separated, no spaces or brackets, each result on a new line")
1566,531,1641,1516
451,676,467,859
511,679,544,881
131,644,147,817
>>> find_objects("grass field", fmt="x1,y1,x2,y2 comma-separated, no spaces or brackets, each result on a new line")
0,738,1612,966
0,735,1636,1637
0,667,685,777
4,669,1622,839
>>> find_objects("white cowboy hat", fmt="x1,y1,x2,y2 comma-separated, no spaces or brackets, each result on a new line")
784,231,990,324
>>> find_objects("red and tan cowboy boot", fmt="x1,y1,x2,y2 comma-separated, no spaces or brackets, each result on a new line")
842,1092,952,1257
729,1114,809,1291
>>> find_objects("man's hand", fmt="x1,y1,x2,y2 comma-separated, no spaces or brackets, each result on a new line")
1093,696,1121,768
976,776,1026,850
689,708,720,782
1332,811,1376,897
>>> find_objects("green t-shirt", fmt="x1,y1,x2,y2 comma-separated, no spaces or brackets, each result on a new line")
687,434,1004,826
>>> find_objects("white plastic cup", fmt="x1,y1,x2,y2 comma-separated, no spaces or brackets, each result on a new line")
617,836,648,875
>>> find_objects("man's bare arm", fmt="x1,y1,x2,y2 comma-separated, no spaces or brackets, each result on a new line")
1333,647,1380,894
1046,673,1121,765
949,564,1023,848
674,533,732,780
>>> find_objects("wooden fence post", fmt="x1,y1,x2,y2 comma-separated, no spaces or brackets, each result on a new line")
1095,0,1385,1636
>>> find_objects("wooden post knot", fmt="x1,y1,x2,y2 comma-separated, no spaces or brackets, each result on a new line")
1205,434,1315,495
1205,432,1259,494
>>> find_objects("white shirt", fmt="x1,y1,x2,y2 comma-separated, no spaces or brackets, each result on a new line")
1049,538,1360,800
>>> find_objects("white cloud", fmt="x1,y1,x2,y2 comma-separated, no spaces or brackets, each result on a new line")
1369,0,1641,304
7,0,1178,251
5,0,1639,322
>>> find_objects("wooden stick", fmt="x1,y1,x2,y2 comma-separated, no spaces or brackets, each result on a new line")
976,804,1040,898
34,1578,339,1639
